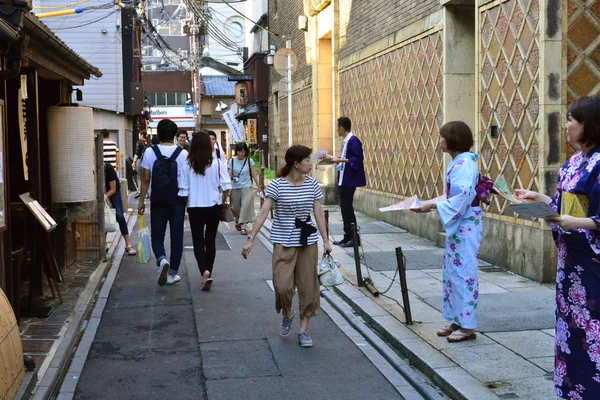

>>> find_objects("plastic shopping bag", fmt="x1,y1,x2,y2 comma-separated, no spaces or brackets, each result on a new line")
317,254,344,287
136,215,152,264
104,196,118,233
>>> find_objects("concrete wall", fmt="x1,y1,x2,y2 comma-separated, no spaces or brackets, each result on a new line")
40,0,125,113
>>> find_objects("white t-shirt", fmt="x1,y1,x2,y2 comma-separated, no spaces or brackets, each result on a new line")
141,144,189,194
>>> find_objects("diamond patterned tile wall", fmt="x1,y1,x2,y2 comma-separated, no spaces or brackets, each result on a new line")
479,0,540,215
566,0,600,155
339,31,445,199
279,87,313,165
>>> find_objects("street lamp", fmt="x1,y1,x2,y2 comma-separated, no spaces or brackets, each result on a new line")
215,101,228,112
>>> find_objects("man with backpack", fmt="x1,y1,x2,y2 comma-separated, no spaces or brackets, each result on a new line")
138,119,189,286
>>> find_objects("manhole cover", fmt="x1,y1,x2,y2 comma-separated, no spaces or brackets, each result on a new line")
200,339,280,380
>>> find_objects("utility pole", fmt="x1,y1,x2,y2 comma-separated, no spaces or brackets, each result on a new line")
132,10,143,141
286,40,292,146
190,16,203,131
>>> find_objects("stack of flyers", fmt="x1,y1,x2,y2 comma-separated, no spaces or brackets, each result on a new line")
310,149,329,162
493,174,558,217
493,175,523,204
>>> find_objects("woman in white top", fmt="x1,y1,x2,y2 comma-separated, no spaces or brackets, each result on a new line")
242,145,332,348
180,131,232,291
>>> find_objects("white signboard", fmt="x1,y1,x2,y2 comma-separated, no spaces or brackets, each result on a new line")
149,106,194,128
223,109,245,142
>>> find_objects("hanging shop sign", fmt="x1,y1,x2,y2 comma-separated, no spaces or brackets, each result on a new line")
246,119,257,144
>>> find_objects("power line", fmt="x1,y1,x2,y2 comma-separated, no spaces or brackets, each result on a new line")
52,8,121,30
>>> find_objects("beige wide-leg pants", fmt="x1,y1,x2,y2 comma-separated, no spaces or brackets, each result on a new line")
272,243,320,319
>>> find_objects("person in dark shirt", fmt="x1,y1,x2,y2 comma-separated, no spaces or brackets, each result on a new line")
132,130,148,197
177,129,190,151
105,162,136,255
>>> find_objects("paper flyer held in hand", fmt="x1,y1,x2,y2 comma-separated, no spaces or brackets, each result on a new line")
494,174,558,218
379,196,421,212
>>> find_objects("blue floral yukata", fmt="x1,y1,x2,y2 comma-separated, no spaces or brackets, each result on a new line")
436,152,483,330
551,147,600,399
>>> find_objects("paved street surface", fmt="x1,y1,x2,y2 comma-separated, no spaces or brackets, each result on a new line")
317,206,556,399
72,216,405,399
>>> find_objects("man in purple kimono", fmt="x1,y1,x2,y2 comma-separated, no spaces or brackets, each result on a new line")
326,117,366,247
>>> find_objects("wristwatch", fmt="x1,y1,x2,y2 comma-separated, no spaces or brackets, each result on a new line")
247,234,254,240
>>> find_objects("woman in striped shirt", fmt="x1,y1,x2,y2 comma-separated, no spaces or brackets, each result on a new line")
242,145,332,348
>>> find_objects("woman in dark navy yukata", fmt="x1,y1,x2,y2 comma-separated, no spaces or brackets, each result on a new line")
517,96,600,399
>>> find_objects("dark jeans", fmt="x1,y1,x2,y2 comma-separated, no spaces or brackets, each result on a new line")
188,205,222,276
338,186,357,241
109,191,129,237
151,198,186,275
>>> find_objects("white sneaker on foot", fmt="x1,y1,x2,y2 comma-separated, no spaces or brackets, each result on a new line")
157,259,170,286
166,274,181,285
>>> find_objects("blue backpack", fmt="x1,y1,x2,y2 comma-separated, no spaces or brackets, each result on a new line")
150,145,183,205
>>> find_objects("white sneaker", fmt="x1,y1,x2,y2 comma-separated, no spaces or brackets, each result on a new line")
157,259,170,286
166,274,181,285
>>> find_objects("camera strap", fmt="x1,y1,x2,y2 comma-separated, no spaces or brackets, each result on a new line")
233,158,248,180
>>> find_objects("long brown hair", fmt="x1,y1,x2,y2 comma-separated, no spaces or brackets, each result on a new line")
188,131,213,175
277,145,312,177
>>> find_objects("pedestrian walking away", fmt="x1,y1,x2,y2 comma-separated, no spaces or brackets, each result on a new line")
180,131,232,291
132,130,148,198
138,119,189,287
102,128,119,171
105,162,136,255
242,145,332,348
516,96,600,399
412,121,487,343
325,117,366,247
228,142,262,235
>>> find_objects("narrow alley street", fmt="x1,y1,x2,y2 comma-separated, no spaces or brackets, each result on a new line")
69,212,419,400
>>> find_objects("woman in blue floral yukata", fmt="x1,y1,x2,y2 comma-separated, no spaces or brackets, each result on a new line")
516,96,600,399
412,121,485,343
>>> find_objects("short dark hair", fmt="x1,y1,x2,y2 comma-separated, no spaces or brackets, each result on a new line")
234,142,249,156
101,129,110,138
177,129,188,139
207,130,217,139
440,121,474,153
337,117,351,132
568,96,600,147
277,145,312,177
157,119,178,142
138,130,147,138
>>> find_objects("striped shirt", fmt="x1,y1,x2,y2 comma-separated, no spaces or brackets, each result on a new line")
103,140,119,169
266,176,323,247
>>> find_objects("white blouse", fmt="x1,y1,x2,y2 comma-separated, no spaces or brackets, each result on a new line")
179,159,232,207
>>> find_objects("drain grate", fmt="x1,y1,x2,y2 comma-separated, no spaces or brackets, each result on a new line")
21,339,54,353
23,324,62,337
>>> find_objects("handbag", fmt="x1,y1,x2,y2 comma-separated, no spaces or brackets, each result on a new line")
216,160,235,222
136,215,152,264
221,204,235,222
317,254,344,287
104,196,118,233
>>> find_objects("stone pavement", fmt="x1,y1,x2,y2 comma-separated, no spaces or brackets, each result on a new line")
297,206,555,399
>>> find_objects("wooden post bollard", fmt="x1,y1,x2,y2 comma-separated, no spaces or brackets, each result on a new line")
396,246,413,325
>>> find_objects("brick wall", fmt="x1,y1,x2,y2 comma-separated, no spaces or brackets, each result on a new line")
340,0,441,60
268,0,313,91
